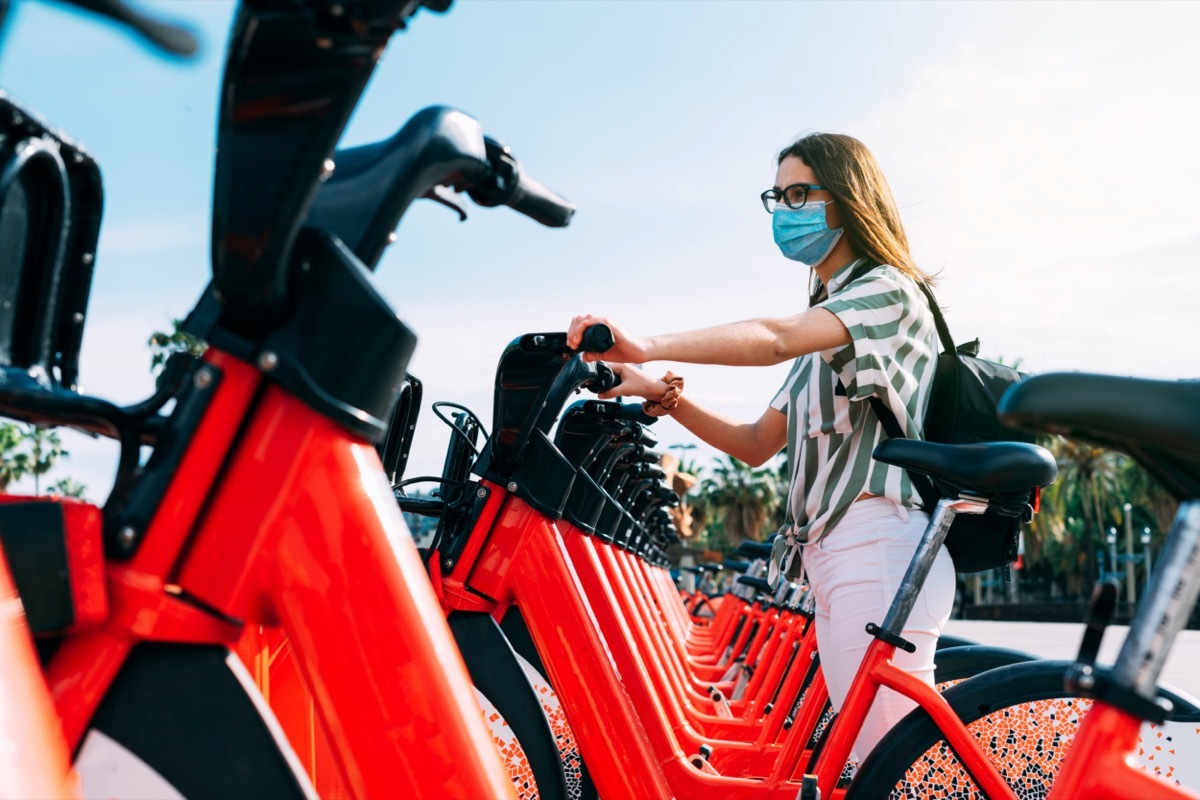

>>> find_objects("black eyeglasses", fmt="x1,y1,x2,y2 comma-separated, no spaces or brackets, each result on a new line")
761,183,827,213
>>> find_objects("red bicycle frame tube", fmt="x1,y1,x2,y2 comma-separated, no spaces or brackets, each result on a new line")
0,547,78,800
1047,703,1197,800
443,473,1022,799
807,639,1019,800
46,349,514,800
463,489,674,799
456,491,806,798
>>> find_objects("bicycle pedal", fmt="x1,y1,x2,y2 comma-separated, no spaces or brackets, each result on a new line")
689,744,720,776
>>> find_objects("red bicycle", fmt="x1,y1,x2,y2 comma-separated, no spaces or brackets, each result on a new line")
0,0,578,797
845,373,1200,798
400,323,1055,799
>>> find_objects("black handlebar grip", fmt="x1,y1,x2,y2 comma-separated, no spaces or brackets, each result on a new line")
579,324,615,353
506,171,576,228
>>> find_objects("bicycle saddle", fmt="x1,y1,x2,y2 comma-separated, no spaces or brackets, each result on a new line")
732,541,773,560
873,440,1056,495
998,373,1200,500
736,575,773,594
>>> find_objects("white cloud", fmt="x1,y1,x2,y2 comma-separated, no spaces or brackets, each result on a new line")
846,17,1200,379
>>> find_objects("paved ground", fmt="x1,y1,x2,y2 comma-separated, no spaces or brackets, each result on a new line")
944,619,1200,698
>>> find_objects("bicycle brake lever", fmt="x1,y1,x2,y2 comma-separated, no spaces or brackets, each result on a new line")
422,185,468,222
588,362,619,394
64,0,200,57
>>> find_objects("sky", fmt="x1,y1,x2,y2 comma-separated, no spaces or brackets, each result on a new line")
0,0,1198,500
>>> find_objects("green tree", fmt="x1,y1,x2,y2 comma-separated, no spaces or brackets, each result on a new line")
700,455,779,551
148,317,206,382
0,422,30,491
49,477,88,500
1041,436,1123,593
26,425,66,494
0,423,68,493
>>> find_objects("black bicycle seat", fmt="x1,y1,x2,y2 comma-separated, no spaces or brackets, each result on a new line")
732,541,773,560
873,440,1056,495
999,373,1200,500
737,575,773,594
719,560,750,573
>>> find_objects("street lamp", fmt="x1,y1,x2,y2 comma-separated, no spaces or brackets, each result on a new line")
1107,527,1119,584
1123,502,1136,604
1141,527,1153,588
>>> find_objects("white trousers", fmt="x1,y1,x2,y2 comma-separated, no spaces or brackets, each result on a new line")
800,496,956,762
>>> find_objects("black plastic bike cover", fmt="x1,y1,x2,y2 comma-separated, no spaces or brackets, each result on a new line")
210,0,444,335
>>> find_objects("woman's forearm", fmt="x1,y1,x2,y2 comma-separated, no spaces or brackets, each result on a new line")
667,395,785,467
645,310,849,367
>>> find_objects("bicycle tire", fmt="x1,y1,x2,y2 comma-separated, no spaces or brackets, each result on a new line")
845,659,1200,799
936,634,980,650
933,645,1036,683
76,643,313,799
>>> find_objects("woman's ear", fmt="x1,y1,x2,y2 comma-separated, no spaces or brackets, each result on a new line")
824,200,843,229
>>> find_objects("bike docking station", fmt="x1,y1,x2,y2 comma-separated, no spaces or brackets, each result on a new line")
2,2,1200,799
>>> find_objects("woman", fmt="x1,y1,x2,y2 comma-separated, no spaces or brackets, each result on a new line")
565,132,955,762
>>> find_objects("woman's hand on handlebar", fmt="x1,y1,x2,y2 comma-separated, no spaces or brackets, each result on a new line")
567,314,651,363
594,363,666,402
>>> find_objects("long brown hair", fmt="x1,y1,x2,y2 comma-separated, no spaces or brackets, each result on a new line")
779,133,933,287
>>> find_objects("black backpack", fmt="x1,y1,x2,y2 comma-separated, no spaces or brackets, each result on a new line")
843,263,1035,573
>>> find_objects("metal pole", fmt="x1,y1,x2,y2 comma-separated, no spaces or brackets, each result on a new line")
1124,502,1136,604
1107,528,1119,587
1142,527,1153,589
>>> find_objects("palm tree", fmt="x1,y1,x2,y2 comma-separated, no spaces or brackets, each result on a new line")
701,455,780,550
49,477,88,500
1043,436,1124,593
1119,458,1178,540
0,422,30,491
0,423,70,494
26,426,66,494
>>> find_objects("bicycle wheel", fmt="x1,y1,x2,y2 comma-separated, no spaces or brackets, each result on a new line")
935,634,980,650
933,645,1036,684
846,659,1200,799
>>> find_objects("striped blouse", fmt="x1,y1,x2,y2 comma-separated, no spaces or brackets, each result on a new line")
771,258,938,545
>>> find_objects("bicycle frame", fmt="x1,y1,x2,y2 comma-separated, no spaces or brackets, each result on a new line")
44,349,514,799
435,468,1033,800
414,333,1062,800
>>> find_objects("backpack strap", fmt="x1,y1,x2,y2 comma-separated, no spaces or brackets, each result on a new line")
826,262,947,510
914,281,956,356
867,396,940,510
864,274,950,512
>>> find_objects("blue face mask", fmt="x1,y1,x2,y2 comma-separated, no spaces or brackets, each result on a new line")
772,202,844,267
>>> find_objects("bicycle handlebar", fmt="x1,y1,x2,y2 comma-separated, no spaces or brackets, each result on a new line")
54,0,199,57
578,324,615,353
308,107,575,271
468,137,575,228
487,331,618,476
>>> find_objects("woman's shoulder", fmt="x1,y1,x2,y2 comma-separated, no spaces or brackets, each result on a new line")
840,261,919,298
